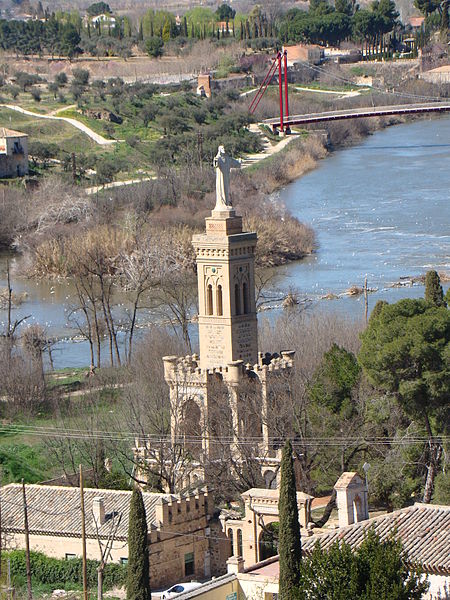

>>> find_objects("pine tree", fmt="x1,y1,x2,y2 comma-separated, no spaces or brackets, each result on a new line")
425,270,445,307
127,488,151,600
278,440,302,599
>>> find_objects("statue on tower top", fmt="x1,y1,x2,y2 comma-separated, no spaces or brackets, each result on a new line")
213,145,241,211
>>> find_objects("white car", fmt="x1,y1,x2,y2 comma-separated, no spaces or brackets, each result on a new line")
160,582,203,599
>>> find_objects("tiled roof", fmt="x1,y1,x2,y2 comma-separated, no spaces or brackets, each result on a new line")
334,472,363,488
245,504,450,576
301,504,450,573
242,488,313,501
408,16,425,26
1,484,173,540
0,128,28,138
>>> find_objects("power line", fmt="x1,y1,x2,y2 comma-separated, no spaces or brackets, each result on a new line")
0,424,445,447
294,60,445,103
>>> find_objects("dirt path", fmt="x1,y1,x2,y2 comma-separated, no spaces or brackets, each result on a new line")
295,86,363,98
85,176,156,195
0,104,116,145
241,124,298,167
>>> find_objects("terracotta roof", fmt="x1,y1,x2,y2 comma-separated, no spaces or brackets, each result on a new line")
1,483,173,540
245,504,450,576
302,504,450,573
408,16,425,27
242,488,313,501
334,472,364,489
0,128,28,138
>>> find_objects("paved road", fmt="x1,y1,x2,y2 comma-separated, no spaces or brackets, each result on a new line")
0,104,116,145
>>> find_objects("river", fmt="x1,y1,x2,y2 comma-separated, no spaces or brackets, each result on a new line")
274,116,450,312
1,116,449,368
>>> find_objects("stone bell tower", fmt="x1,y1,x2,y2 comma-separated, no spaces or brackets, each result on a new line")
193,203,258,370
135,147,296,492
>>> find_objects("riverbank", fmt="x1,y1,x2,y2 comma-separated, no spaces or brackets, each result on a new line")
247,112,412,196
279,115,450,302
1,116,448,369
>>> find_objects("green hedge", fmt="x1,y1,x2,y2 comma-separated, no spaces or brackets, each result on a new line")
7,550,127,590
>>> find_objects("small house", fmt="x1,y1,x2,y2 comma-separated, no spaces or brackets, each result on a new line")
0,128,28,178
2,483,212,590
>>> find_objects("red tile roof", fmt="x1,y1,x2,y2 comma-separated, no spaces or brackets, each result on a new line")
245,503,450,576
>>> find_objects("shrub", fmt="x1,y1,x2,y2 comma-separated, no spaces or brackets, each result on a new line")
30,88,41,102
55,72,68,87
7,550,126,590
146,37,164,58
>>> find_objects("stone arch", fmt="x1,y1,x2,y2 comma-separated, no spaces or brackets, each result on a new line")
234,283,241,315
216,284,223,316
243,280,250,314
227,528,234,555
237,528,243,557
208,374,232,458
259,522,278,561
238,375,263,437
183,398,202,458
264,470,277,490
206,283,213,315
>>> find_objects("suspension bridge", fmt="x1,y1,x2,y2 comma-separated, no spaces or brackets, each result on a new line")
249,51,450,133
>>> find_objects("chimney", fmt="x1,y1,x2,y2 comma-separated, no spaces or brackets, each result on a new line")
227,556,244,574
92,496,105,527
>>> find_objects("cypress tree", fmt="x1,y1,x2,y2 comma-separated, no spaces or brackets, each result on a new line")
127,488,151,600
425,270,445,307
278,440,302,599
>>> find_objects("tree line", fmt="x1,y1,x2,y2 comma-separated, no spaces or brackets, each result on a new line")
0,0,446,60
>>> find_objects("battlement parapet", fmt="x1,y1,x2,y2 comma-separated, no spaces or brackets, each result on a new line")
163,350,295,386
154,489,209,526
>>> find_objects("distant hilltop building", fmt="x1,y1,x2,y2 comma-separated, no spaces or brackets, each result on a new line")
0,128,28,178
283,43,324,66
135,147,298,493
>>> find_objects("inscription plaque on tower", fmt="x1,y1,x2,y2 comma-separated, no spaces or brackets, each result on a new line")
203,323,226,364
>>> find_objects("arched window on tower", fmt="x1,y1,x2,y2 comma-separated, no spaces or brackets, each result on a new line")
243,281,250,314
216,285,223,316
235,284,241,315
206,284,213,315
228,528,234,555
237,529,243,557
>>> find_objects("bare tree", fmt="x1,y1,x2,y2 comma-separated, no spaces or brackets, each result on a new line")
93,509,123,600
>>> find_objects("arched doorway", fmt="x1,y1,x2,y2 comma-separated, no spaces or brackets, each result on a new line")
259,522,278,561
183,398,202,458
264,470,277,489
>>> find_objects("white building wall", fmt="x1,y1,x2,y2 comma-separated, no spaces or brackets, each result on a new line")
425,574,449,599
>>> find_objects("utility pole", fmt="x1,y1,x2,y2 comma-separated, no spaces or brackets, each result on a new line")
21,480,32,600
79,465,88,600
364,276,369,323
0,469,2,580
71,152,77,183
197,131,203,169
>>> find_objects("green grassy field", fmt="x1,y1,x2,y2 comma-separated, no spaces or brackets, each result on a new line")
0,106,156,180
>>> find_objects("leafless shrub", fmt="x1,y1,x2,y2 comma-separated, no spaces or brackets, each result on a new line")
0,341,46,416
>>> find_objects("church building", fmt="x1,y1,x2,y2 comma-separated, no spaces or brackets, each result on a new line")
135,148,296,492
